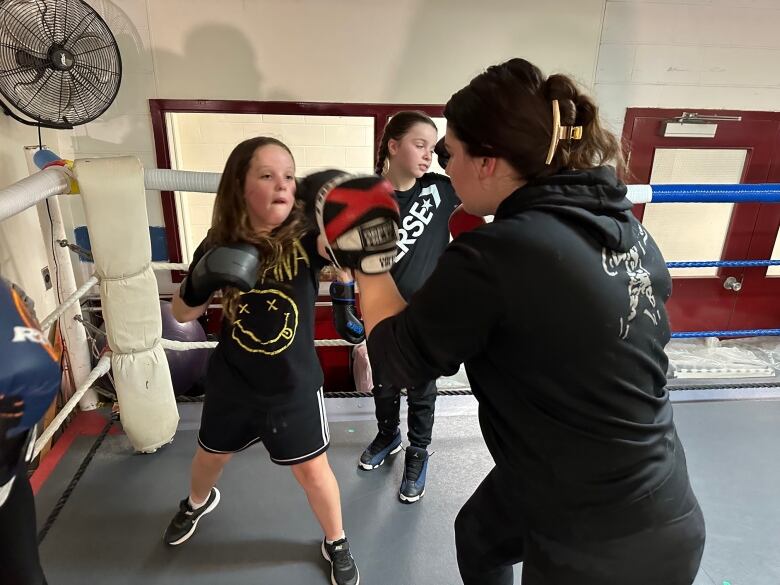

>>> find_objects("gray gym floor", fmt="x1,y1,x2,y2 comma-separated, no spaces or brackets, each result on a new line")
34,392,780,584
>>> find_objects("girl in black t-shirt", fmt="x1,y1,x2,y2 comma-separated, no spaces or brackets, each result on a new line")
163,137,359,585
338,111,459,504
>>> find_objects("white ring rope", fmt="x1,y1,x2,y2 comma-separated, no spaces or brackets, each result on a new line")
42,269,353,350
159,339,217,350
144,169,221,193
1,164,776,227
0,166,70,223
39,275,99,332
33,353,112,459
151,262,188,271
29,262,453,457
160,337,354,350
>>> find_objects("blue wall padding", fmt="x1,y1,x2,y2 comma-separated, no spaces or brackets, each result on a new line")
74,226,170,262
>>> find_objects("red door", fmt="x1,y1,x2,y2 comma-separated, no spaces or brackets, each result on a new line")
731,124,780,330
623,109,780,333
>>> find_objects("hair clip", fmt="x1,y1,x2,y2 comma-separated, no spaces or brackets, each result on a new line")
545,99,583,165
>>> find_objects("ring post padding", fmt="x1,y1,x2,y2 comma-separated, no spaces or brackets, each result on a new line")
74,156,178,452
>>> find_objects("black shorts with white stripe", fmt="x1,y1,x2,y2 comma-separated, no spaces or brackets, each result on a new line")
197,387,330,466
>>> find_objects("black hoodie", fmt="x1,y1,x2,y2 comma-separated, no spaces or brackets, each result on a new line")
368,167,686,526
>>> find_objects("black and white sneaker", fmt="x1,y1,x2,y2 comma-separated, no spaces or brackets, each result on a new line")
321,537,360,585
163,487,220,546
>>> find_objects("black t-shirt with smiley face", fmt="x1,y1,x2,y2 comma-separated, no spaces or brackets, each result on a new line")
189,231,329,406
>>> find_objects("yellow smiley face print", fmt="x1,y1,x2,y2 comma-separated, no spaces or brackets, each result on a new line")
231,289,299,355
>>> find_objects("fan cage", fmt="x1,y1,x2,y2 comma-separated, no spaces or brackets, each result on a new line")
0,0,122,126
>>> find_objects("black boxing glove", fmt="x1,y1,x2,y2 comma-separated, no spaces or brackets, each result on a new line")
297,169,348,222
180,243,260,307
329,280,365,344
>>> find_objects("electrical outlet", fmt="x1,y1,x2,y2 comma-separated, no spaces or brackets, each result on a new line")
41,267,52,291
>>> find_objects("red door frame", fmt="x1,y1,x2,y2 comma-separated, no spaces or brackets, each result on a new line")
622,108,780,333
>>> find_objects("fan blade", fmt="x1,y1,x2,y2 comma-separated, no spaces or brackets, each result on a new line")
9,73,45,100
68,32,110,60
34,0,57,45
70,33,118,85
12,67,49,108
15,49,48,70
53,70,73,121
1,1,50,55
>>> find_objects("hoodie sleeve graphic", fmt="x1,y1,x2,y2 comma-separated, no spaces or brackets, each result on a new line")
601,224,661,339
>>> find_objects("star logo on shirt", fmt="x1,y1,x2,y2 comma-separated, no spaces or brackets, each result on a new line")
419,198,432,214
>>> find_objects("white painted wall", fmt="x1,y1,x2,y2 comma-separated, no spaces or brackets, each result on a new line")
2,0,606,292
3,0,780,299
595,0,780,133
0,118,62,318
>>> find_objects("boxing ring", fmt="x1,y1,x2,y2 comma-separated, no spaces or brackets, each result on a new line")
4,156,780,454
3,156,780,584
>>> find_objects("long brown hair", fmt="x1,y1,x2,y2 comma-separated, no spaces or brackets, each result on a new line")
374,110,437,175
443,58,624,180
209,136,308,321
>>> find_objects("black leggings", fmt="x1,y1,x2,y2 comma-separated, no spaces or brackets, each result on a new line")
373,378,437,448
455,466,705,585
0,467,47,585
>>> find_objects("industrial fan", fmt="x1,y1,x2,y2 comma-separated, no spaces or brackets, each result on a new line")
0,0,122,129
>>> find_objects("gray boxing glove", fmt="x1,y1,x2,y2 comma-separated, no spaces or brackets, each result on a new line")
180,243,260,307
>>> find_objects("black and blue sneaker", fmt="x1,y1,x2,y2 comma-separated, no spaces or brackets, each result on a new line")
399,446,428,503
358,430,402,470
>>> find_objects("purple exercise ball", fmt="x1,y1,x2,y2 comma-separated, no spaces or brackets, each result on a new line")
160,300,210,396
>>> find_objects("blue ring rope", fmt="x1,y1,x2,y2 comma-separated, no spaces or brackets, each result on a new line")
628,185,780,337
633,183,780,203
672,329,780,339
667,260,780,268
652,183,780,194
652,193,780,203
